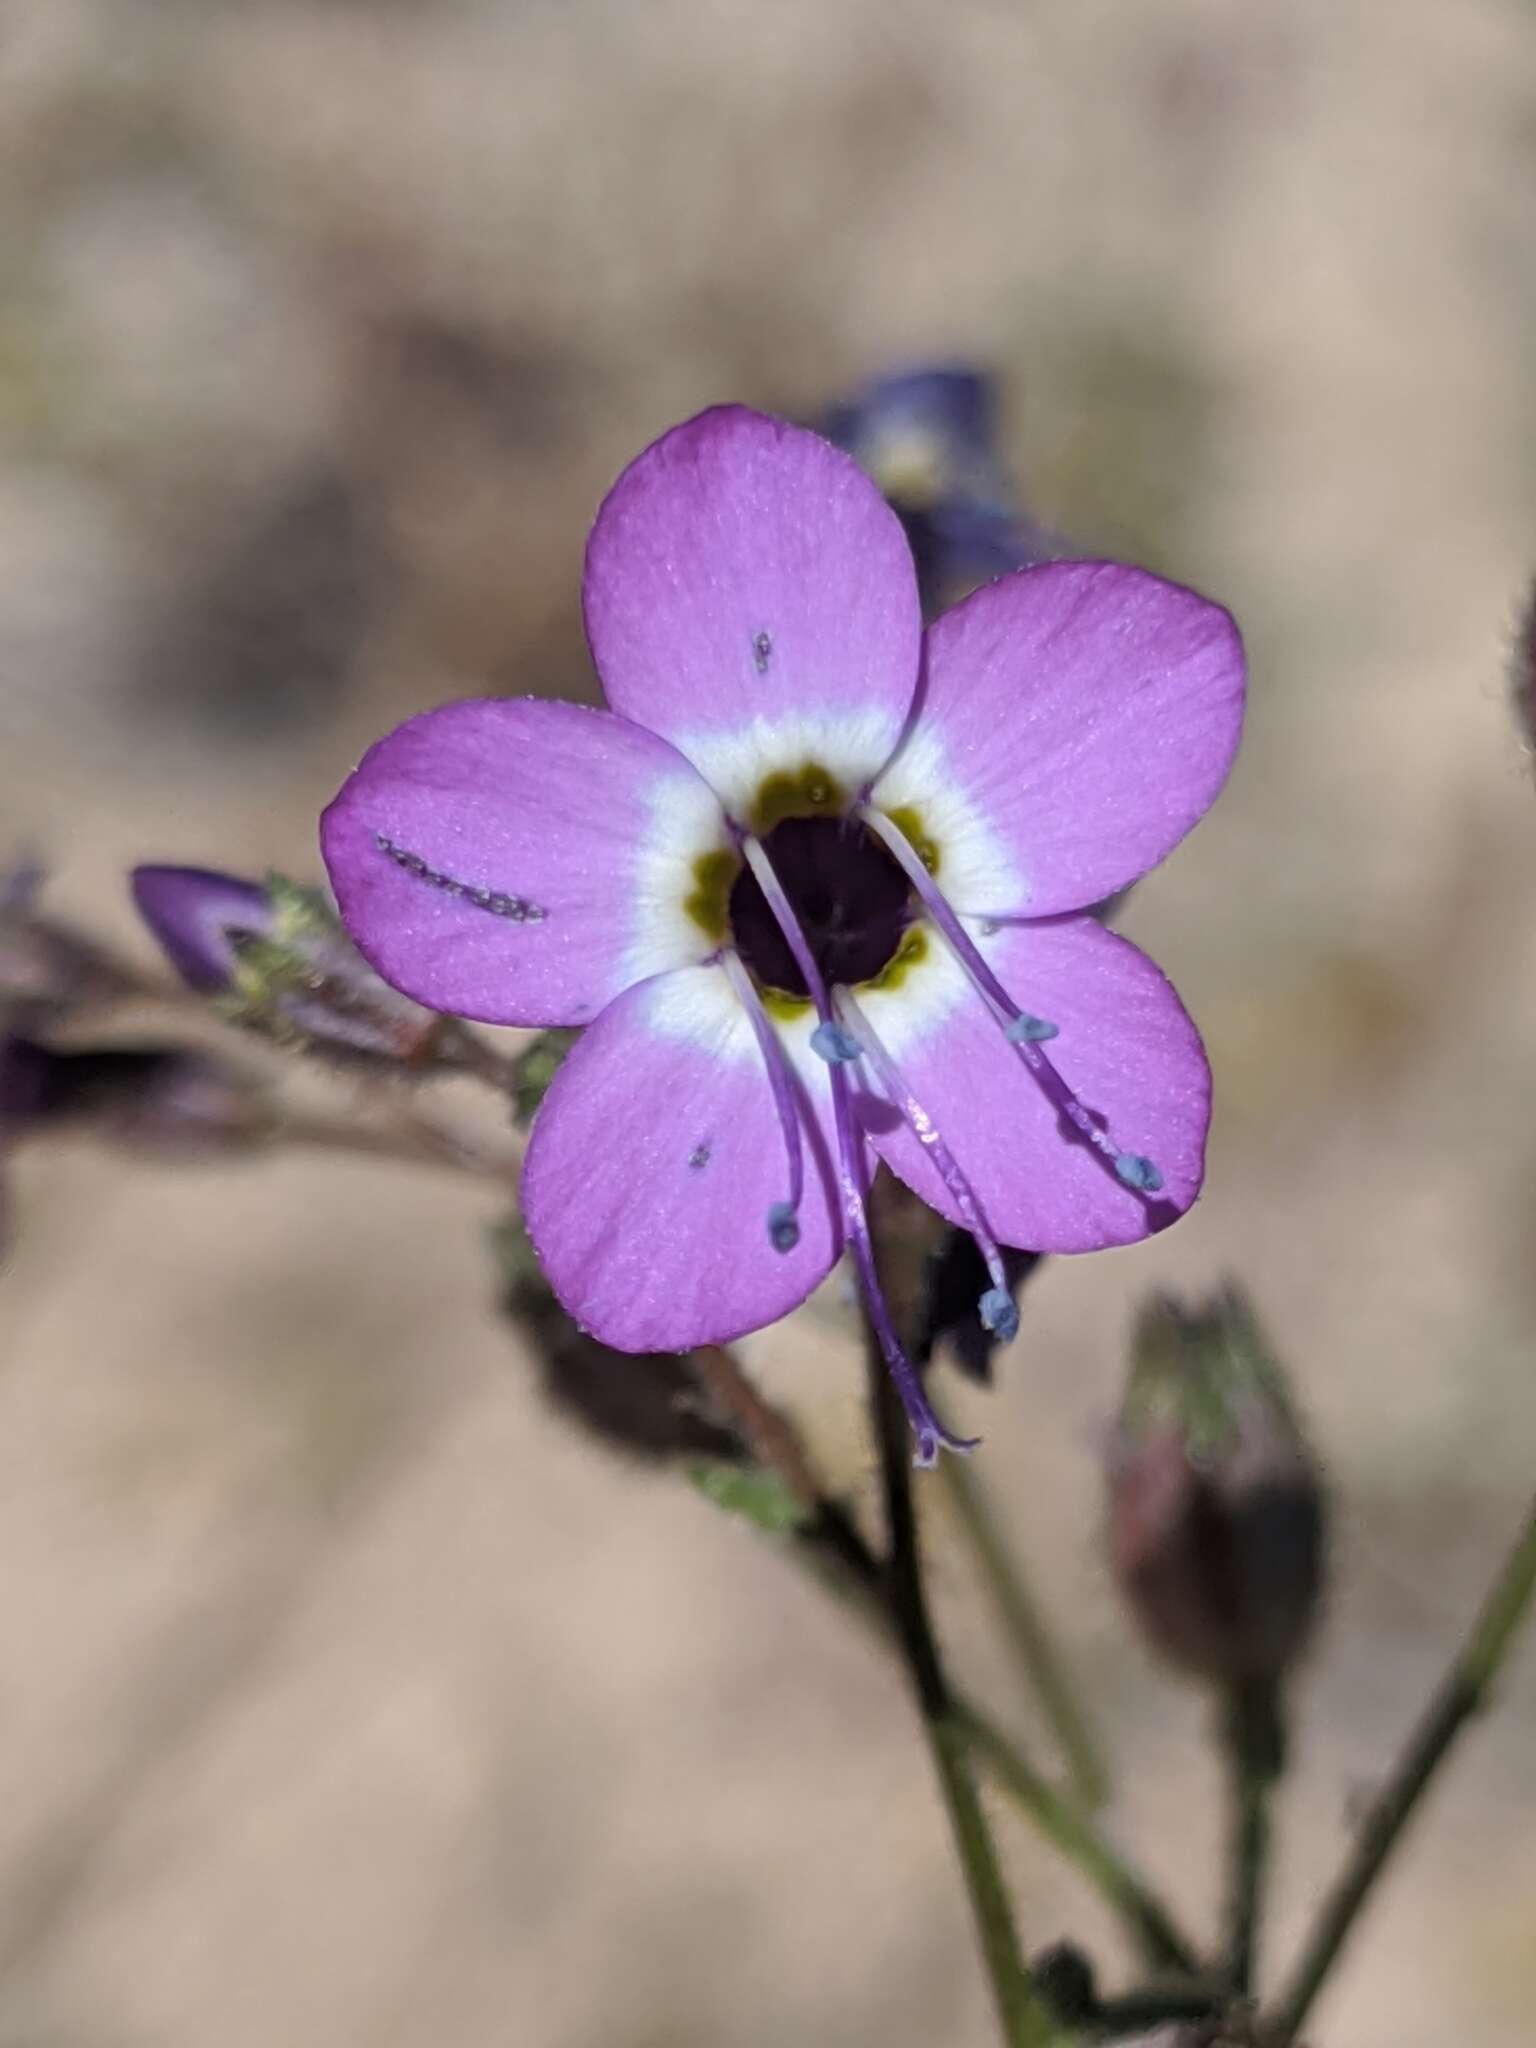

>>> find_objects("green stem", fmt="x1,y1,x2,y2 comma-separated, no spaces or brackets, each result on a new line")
940,1454,1111,1809
690,1341,1198,1984
956,1700,1200,1977
1266,1496,1536,2045
864,1345,1058,2048
1223,1678,1284,2000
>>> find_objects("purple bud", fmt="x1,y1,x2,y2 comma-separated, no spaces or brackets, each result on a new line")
130,865,445,1069
1108,1287,1326,1691
130,866,273,992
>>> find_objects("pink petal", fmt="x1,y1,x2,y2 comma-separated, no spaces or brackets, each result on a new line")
321,698,728,1027
522,964,842,1350
583,407,922,816
858,916,1210,1253
874,561,1244,916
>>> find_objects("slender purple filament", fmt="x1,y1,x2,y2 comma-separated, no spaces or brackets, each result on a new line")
721,946,805,1251
825,1054,978,1467
740,833,977,1465
858,806,1163,1194
834,984,1017,1340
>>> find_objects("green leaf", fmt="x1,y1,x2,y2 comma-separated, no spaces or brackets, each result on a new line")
686,1460,812,1534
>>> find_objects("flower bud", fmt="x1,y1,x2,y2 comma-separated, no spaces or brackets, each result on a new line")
1,1036,275,1157
824,365,1060,615
130,865,448,1069
1108,1286,1325,1689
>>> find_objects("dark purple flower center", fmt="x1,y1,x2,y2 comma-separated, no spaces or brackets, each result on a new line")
728,816,910,998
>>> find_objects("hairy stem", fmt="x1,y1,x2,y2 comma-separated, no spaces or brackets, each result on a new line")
1266,1496,1536,2045
940,1454,1111,1810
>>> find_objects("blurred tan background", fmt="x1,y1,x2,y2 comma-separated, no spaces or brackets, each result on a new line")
3,2,1536,2042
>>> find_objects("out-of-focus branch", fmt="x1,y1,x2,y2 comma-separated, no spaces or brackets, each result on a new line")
1266,1495,1536,2045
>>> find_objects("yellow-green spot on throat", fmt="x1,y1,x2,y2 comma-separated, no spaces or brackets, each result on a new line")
685,846,740,941
760,987,813,1023
883,805,940,875
750,763,847,834
863,923,929,993
755,925,929,1020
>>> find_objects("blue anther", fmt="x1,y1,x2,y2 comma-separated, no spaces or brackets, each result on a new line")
1005,1012,1059,1044
766,1202,800,1253
978,1287,1019,1342
1113,1151,1164,1193
810,1021,862,1065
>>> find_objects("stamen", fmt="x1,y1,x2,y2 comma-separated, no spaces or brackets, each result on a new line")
835,985,1020,1348
741,834,979,1465
721,948,805,1254
827,1056,980,1468
978,1288,1020,1343
810,1021,861,1065
859,806,1165,1198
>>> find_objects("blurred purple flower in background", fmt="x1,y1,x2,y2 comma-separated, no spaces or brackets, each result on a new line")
322,406,1244,1462
825,366,1062,615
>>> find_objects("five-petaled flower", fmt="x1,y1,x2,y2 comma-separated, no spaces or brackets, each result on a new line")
321,407,1245,1463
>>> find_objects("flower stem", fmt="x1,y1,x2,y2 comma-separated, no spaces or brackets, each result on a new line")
939,1454,1111,1811
691,1339,1199,1979
862,1336,1058,2048
1266,1495,1536,2045
1222,1678,1284,2001
955,1701,1200,1977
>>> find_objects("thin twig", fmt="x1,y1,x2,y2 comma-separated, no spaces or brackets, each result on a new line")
940,1454,1111,1810
1266,1496,1536,2045
863,1342,1058,2048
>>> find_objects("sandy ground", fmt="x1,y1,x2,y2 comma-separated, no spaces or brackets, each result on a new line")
2,3,1535,2043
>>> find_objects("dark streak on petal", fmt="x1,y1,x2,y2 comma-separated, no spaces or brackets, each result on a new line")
374,834,547,923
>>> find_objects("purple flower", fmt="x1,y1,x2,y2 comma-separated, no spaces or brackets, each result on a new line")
825,366,1062,611
321,407,1245,1463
